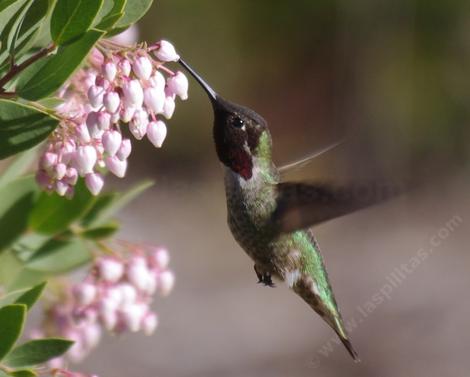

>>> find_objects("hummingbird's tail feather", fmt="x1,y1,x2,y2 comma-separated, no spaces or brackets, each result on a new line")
332,319,360,362
292,275,360,361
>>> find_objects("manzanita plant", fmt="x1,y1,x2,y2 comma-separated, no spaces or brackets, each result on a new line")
0,1,182,376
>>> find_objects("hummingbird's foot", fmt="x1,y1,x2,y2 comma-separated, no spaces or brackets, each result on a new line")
262,274,276,288
254,265,276,287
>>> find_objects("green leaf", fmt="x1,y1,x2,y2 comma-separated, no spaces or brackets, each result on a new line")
80,221,119,240
83,180,153,226
4,338,73,368
11,370,37,377
6,0,32,56
17,29,104,100
0,287,30,308
113,0,152,29
14,282,46,310
0,0,21,14
11,0,50,57
50,0,103,45
0,176,39,252
0,0,31,66
31,0,57,48
35,96,63,109
29,179,95,235
11,233,50,262
8,269,46,291
80,192,117,226
14,54,49,91
0,100,59,159
0,250,23,288
95,0,126,31
0,304,26,361
25,238,91,273
0,148,38,188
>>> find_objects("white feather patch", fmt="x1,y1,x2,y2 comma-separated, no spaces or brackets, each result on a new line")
285,269,302,288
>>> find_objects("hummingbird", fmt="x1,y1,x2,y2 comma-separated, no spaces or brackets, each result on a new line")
179,59,397,361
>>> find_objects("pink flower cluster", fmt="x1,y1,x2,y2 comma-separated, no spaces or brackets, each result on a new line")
37,247,174,365
36,40,187,197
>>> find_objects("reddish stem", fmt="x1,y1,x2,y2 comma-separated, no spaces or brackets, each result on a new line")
0,44,55,92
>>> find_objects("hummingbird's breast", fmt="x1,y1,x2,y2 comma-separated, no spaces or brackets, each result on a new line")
223,164,284,269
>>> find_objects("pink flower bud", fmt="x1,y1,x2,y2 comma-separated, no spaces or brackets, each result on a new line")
147,120,167,148
149,71,165,90
104,91,120,114
65,186,74,199
142,312,158,335
63,329,86,362
73,282,97,306
127,257,150,291
97,111,111,130
100,304,118,331
82,323,102,349
102,130,122,156
105,156,127,178
100,296,120,314
133,56,152,80
85,172,104,195
55,180,69,196
64,167,78,185
116,139,132,160
149,248,170,269
83,308,98,323
61,141,76,164
95,76,110,89
167,71,188,100
163,96,176,119
84,72,97,90
86,112,103,138
130,108,149,140
103,61,117,82
53,163,67,180
158,270,175,296
87,85,105,108
154,40,180,62
144,87,165,113
89,48,104,67
111,112,120,124
143,273,157,295
76,123,91,143
118,283,137,306
97,257,124,283
40,152,58,171
123,79,144,108
47,357,64,370
120,106,136,123
119,59,131,76
35,170,51,189
121,303,146,332
105,286,123,306
75,146,97,175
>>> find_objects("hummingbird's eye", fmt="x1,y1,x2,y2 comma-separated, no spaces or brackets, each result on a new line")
232,117,245,129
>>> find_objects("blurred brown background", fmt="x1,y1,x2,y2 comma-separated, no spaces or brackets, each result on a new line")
86,1,470,376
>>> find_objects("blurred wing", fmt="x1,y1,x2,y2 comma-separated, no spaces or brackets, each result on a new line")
278,140,344,175
271,181,403,233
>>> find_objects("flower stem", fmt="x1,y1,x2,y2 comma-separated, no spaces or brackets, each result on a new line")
0,44,56,92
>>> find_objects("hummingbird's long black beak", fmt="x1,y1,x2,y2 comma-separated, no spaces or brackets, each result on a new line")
178,58,218,104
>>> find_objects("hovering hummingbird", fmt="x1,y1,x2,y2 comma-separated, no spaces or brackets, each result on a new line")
179,59,397,361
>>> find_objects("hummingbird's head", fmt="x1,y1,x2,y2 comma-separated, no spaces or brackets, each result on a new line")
179,59,271,180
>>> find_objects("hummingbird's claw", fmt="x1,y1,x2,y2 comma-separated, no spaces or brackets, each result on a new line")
254,264,276,287
262,274,276,288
